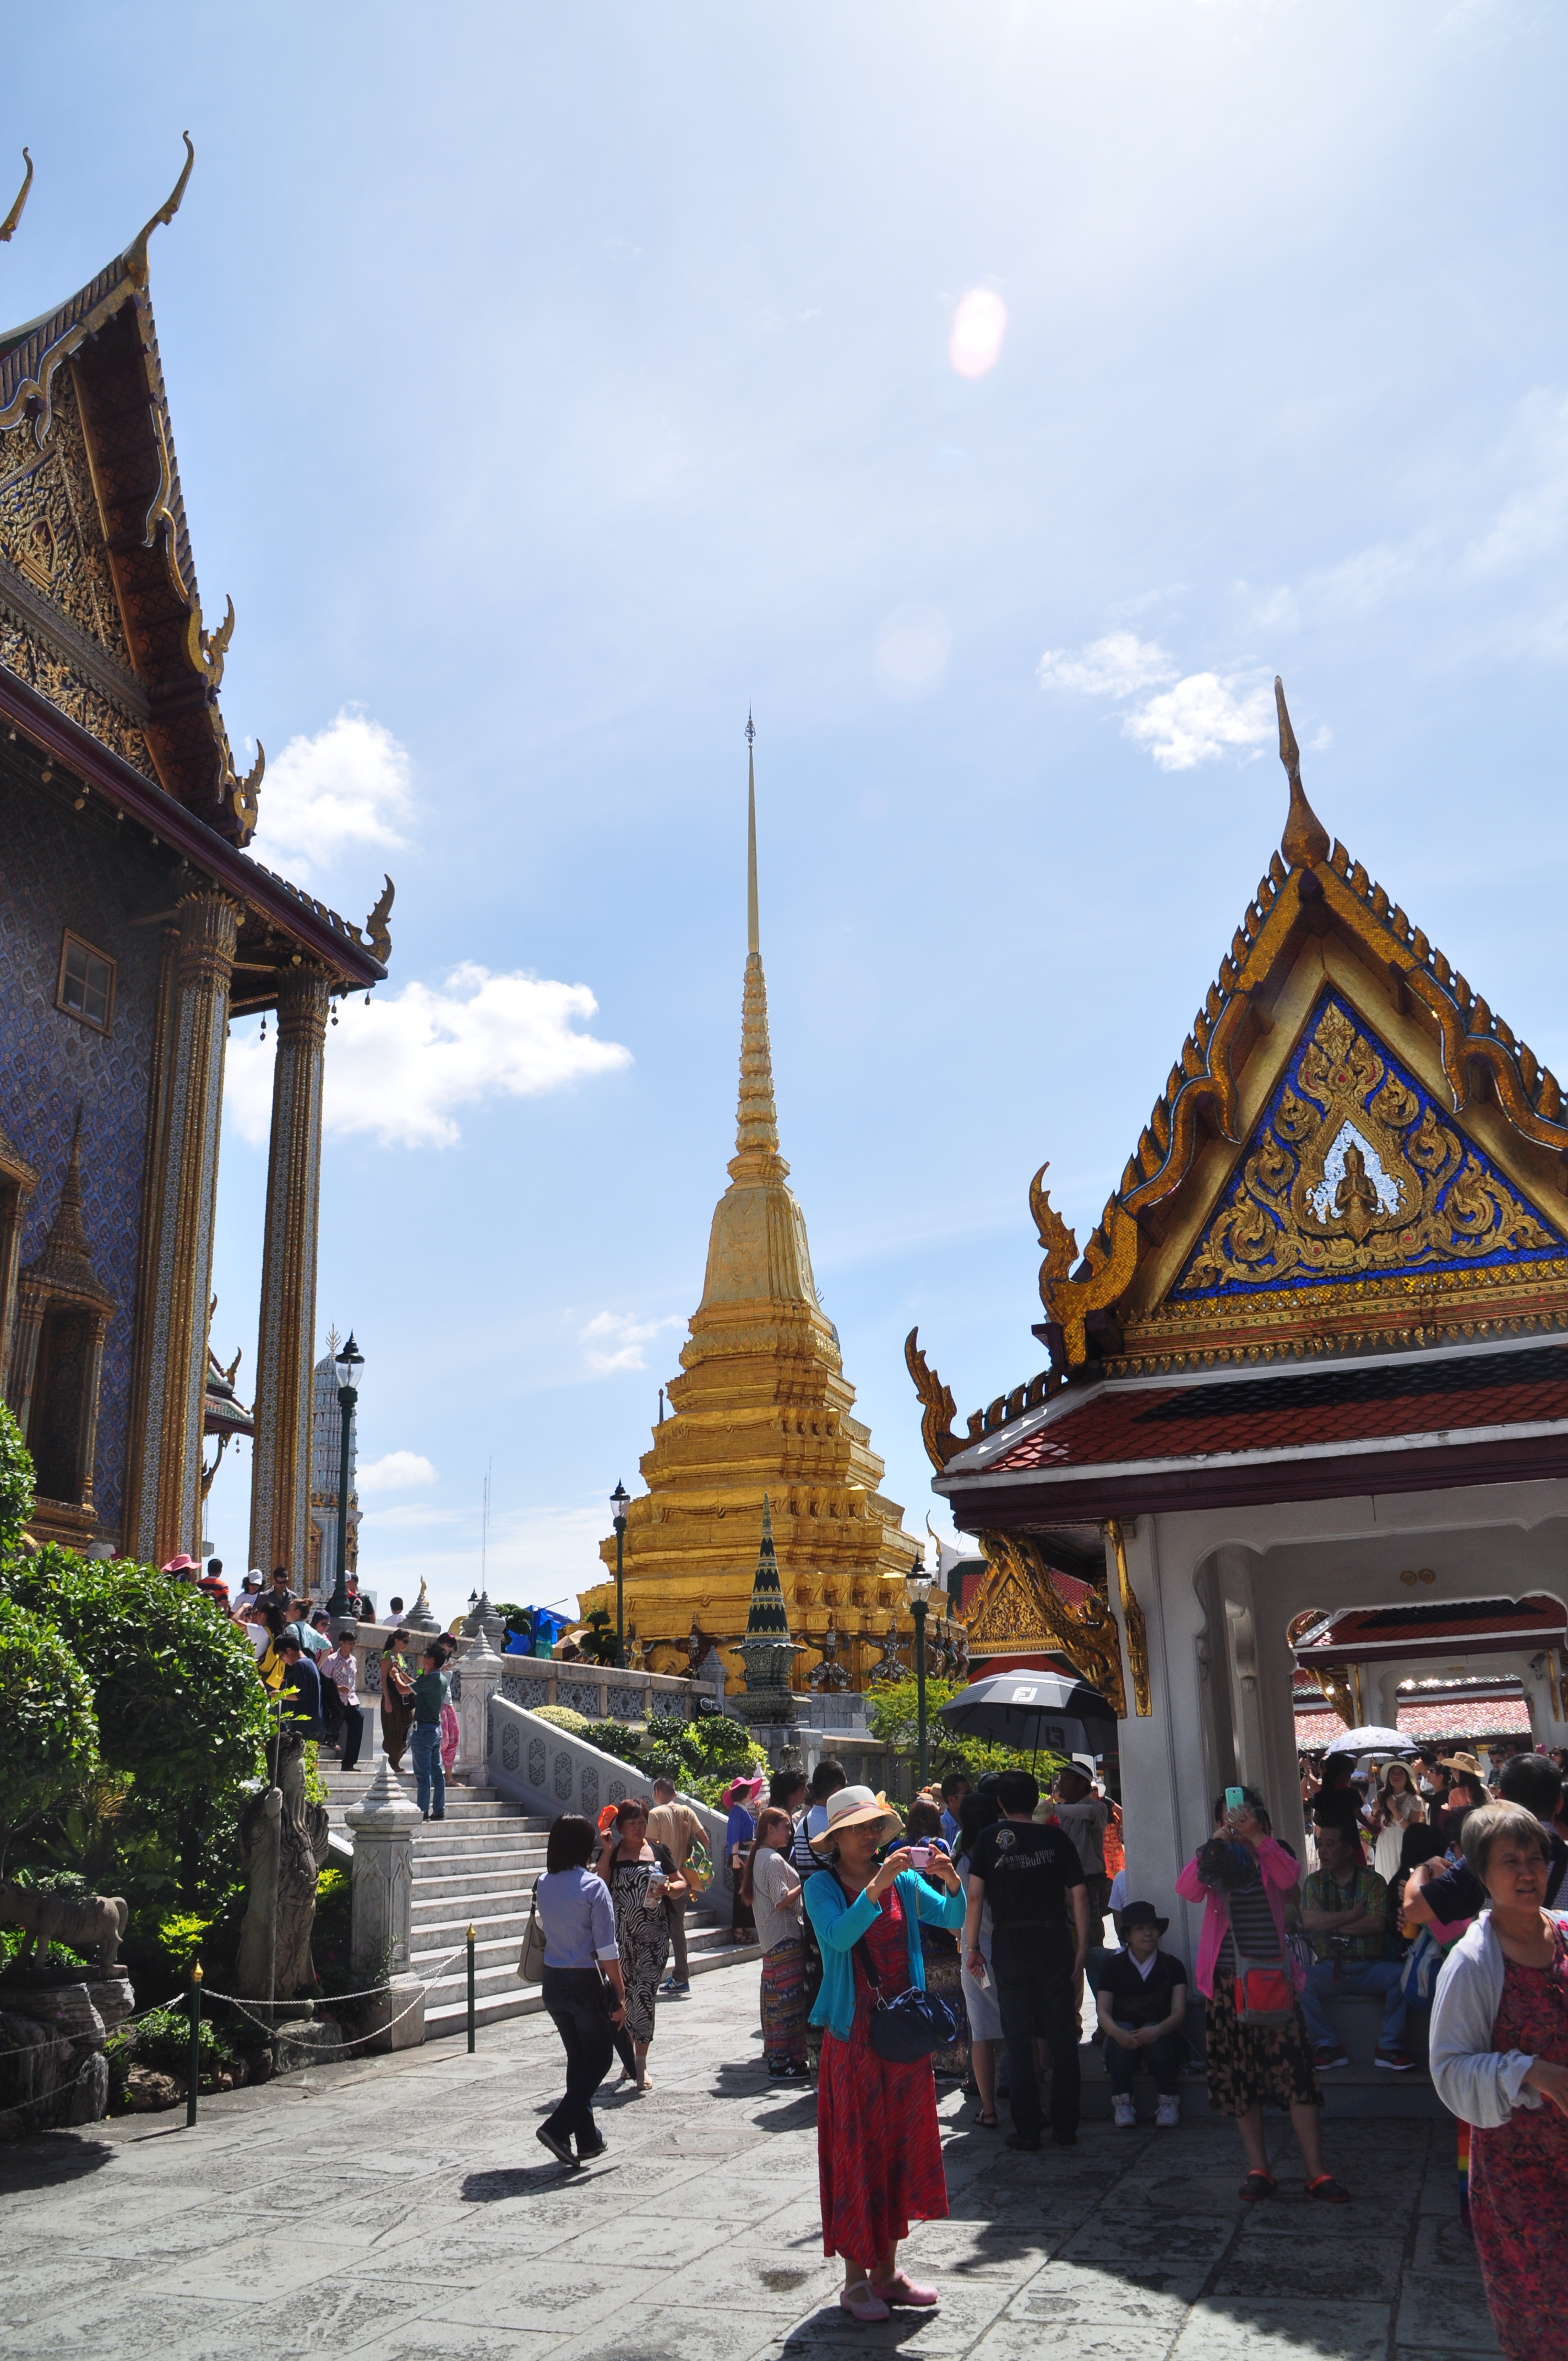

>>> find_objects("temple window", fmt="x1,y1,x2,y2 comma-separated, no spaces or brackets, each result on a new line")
26,1305,96,1502
57,933,115,1033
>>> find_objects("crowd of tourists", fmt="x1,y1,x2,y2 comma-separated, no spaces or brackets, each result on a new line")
167,1548,1567,2355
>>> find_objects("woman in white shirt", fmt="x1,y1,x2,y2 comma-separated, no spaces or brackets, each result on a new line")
745,1807,807,2080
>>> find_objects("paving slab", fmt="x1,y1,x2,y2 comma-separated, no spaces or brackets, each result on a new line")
0,1962,1498,2361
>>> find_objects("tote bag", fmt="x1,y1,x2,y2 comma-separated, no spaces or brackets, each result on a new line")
516,1887,546,1984
1220,1890,1295,2027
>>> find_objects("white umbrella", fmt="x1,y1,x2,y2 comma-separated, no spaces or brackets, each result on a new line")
1321,1724,1409,1755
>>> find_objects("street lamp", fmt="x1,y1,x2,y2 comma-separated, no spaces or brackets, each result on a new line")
610,1480,629,1667
328,1334,363,1622
907,1552,934,1789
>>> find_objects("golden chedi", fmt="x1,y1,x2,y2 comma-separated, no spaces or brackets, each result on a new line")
581,725,926,1691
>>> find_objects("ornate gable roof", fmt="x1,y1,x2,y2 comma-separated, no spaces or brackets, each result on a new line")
909,679,1568,1469
0,139,264,844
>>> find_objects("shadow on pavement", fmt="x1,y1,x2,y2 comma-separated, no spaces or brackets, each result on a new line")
0,2132,117,2195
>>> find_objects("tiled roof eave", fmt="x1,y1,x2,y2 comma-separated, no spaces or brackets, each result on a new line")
937,1413,1568,1492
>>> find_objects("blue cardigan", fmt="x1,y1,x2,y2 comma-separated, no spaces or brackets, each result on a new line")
804,1869,966,2042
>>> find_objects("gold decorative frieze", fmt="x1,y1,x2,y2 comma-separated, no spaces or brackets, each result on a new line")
969,1532,1128,1717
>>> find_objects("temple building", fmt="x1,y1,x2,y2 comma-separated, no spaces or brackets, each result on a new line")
307,1333,360,1594
582,727,943,1689
912,679,1568,1931
0,146,389,1574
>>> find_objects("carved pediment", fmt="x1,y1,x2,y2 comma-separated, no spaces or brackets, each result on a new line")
1174,992,1562,1305
0,374,136,674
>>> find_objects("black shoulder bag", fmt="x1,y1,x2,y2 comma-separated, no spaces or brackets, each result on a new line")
852,1887,961,2064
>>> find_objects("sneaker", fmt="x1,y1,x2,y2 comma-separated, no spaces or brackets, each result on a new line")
1155,2096,1180,2128
535,2125,579,2170
1313,2044,1351,2071
1374,2047,1414,2072
658,1978,690,1997
1112,2094,1136,2129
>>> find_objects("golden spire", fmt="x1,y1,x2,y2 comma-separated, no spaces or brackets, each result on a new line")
1,150,32,246
1276,675,1330,869
731,714,782,1178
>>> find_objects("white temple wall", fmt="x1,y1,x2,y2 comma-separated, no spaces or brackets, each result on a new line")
1112,1475,1568,1970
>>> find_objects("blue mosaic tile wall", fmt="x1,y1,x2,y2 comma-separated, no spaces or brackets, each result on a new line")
0,758,169,1537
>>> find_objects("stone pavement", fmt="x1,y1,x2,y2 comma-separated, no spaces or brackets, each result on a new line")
0,1963,1498,2361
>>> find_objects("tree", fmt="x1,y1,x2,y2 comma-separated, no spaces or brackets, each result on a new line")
0,1597,97,1877
0,1399,34,1553
866,1676,1065,1786
5,1548,269,1906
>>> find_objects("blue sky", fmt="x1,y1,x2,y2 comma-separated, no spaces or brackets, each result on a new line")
7,3,1568,1623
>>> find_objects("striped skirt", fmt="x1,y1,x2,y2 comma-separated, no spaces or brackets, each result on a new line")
761,1936,807,2065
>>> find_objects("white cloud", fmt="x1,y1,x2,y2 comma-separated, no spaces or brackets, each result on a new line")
1037,631,1175,697
225,964,631,1149
580,1309,683,1374
249,708,413,884
357,1450,438,1493
1122,673,1274,770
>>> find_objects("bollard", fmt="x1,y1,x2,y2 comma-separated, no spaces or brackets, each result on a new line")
466,1924,476,2053
186,1962,203,2128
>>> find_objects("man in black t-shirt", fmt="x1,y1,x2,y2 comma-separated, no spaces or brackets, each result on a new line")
963,1767,1089,2150
1406,1752,1568,1935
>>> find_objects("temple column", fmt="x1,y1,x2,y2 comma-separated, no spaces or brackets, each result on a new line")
127,890,240,1566
248,967,329,1586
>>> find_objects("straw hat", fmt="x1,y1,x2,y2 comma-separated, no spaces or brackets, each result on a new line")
809,1785,903,1854
1439,1753,1486,1781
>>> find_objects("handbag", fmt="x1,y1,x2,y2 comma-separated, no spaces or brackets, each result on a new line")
1221,1892,1294,2026
852,1922,961,2064
683,1834,712,1895
516,1887,546,1983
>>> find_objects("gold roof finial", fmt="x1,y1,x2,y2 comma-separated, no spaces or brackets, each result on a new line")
122,132,194,291
1,150,32,246
746,709,759,956
1276,676,1330,869
731,712,781,1172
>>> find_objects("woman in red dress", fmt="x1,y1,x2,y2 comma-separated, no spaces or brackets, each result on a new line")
1430,1802,1568,2360
804,1784,966,2324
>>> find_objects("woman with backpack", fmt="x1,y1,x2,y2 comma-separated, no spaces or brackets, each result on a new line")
1175,1785,1351,2206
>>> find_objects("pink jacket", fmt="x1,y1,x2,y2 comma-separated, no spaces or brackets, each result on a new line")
1175,1835,1304,1999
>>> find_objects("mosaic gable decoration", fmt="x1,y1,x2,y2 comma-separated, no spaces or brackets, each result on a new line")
1177,992,1562,1302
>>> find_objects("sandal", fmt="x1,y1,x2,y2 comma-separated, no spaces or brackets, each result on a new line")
1306,2173,1352,2205
976,2108,999,2129
1238,2170,1277,2203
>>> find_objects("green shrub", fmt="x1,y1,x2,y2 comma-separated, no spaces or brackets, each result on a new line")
866,1676,1063,1784
580,1719,644,1764
0,1399,35,1552
120,2003,235,2081
0,1596,98,1873
532,1705,590,1737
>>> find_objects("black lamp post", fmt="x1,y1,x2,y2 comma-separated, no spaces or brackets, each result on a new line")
328,1334,363,1622
610,1481,629,1666
907,1552,934,1789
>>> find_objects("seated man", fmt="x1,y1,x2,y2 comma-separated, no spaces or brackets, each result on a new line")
1096,1901,1186,2129
1299,1820,1410,2072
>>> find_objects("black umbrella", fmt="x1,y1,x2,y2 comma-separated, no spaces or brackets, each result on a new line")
937,1670,1117,1758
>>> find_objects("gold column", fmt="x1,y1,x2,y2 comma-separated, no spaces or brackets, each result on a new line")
248,967,329,1586
127,889,240,1566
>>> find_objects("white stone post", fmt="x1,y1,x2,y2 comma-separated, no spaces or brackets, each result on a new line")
457,1631,505,1780
345,1761,425,2048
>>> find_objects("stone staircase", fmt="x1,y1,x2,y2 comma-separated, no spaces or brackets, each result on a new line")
318,1764,760,2037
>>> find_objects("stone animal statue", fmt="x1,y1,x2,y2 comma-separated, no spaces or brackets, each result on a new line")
233,1726,331,2005
0,1881,128,1973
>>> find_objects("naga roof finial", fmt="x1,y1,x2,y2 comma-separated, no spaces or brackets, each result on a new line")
1276,675,1330,869
122,131,194,290
0,150,32,246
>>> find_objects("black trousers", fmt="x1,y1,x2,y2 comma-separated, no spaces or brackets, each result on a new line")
1103,2025,1184,2095
541,1966,615,2147
339,1703,364,1771
990,1923,1081,2141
